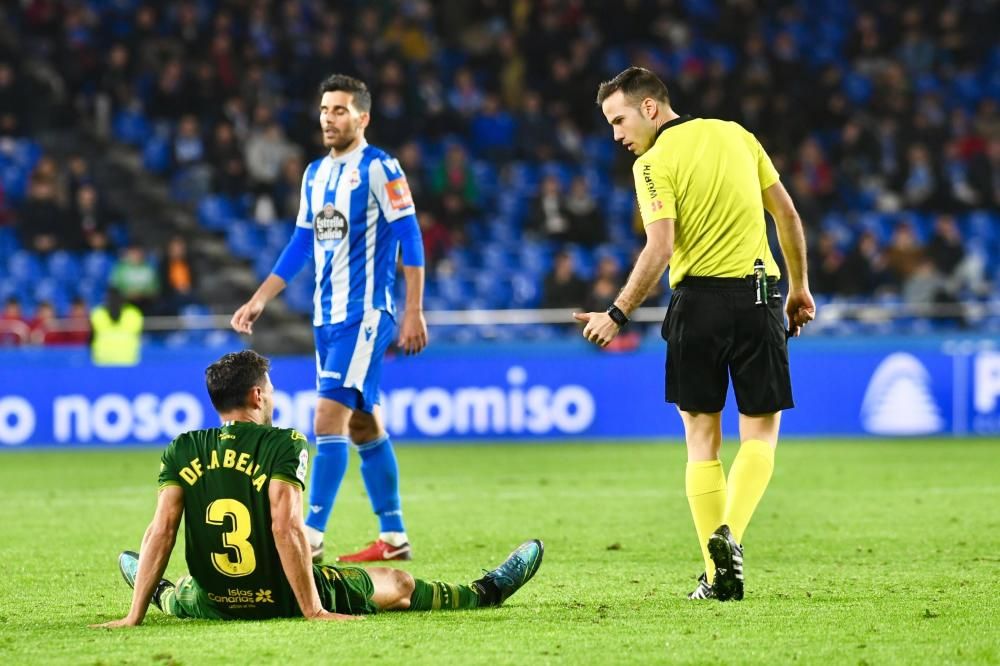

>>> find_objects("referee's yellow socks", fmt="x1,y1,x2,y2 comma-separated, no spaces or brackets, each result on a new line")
685,460,727,584
724,439,775,543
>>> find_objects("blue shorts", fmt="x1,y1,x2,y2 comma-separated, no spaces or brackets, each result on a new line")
314,311,396,414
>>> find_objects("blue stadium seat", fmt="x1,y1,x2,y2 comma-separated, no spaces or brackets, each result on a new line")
75,278,106,305
489,220,519,245
7,250,42,283
227,220,265,259
283,275,315,314
481,244,513,271
497,191,528,227
510,273,540,307
142,135,172,174
474,273,512,308
82,252,113,281
106,223,130,248
443,247,475,273
506,162,540,191
518,242,551,275
602,47,630,76
253,247,281,280
0,277,23,301
856,212,892,243
264,222,294,251
471,160,498,199
112,108,152,146
46,251,81,284
437,276,475,306
539,162,574,187
964,210,996,243
0,227,19,262
33,278,68,308
423,295,448,312
1,164,28,204
2,139,42,169
198,195,240,231
565,245,596,280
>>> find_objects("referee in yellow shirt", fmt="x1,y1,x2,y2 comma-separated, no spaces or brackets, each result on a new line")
575,66,815,601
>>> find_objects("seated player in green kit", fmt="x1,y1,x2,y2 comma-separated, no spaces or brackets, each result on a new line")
91,350,543,626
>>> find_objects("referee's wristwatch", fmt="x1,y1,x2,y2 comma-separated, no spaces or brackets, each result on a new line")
606,304,629,328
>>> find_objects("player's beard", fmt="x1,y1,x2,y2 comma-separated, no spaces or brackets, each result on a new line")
325,126,359,152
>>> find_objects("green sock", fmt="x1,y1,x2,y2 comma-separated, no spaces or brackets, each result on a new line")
159,586,179,616
408,579,480,610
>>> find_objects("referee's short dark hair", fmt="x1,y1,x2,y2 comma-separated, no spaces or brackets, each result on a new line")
319,74,372,113
596,66,670,107
205,350,270,412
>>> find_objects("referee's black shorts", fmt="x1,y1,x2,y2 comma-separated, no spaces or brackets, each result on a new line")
662,276,794,415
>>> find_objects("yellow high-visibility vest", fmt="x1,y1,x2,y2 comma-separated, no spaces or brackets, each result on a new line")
90,305,143,366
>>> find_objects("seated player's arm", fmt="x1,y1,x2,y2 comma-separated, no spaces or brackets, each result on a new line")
269,479,357,621
613,218,674,315
124,485,184,625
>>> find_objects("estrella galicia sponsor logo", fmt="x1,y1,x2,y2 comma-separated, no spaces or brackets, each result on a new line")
314,203,348,246
861,353,943,435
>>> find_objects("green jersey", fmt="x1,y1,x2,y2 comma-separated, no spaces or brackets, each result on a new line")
158,421,310,620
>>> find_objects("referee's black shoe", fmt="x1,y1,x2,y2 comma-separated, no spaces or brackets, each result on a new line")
707,525,744,601
687,572,715,600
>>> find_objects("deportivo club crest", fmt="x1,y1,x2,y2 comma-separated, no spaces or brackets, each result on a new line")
315,203,348,246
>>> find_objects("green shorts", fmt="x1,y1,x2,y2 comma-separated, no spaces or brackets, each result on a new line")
162,565,377,620
314,564,379,616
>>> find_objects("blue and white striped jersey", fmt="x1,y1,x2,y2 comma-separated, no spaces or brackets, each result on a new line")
295,141,416,327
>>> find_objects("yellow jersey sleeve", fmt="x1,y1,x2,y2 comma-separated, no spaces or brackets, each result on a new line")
750,133,780,191
632,157,676,227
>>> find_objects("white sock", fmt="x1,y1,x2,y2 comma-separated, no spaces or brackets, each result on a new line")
379,531,408,547
305,526,324,548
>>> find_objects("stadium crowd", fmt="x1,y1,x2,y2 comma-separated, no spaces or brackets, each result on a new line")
0,0,998,344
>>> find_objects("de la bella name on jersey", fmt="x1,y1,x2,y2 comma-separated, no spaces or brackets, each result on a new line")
175,446,269,492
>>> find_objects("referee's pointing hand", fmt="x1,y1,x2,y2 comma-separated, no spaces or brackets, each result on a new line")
574,312,620,348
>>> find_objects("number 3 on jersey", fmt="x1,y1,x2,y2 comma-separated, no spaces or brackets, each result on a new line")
206,499,256,577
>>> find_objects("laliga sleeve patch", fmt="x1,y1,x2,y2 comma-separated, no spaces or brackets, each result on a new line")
385,177,414,210
297,449,309,483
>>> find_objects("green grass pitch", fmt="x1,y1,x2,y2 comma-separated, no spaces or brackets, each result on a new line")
1,438,998,665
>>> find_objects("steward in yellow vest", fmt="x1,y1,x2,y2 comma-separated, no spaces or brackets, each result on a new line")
90,289,143,366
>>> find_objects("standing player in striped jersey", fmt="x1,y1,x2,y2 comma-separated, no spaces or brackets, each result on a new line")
231,74,427,563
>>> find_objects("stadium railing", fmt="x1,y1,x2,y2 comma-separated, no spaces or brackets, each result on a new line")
8,301,999,342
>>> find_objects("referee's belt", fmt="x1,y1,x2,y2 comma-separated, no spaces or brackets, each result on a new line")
676,275,779,290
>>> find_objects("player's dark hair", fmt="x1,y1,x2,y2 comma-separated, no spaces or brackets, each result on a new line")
205,350,271,412
319,74,372,113
596,66,670,107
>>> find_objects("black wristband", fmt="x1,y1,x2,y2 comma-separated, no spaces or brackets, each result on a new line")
606,304,629,328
